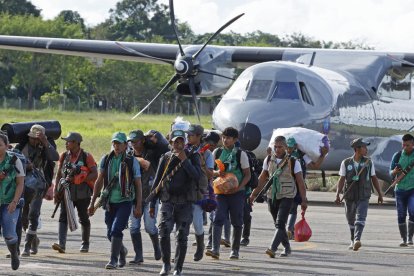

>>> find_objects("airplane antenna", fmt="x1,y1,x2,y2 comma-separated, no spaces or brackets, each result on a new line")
309,52,316,67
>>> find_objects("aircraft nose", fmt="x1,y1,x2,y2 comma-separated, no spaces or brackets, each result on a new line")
238,122,261,151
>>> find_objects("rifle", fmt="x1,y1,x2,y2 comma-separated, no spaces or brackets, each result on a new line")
339,158,370,203
384,160,414,195
51,162,81,219
92,175,117,212
144,146,198,204
254,154,291,203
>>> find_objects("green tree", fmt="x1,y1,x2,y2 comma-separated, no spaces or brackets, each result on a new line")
0,0,40,16
57,10,86,34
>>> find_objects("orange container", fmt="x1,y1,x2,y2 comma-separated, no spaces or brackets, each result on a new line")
213,173,239,194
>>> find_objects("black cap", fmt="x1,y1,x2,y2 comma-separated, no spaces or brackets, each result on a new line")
187,124,204,136
204,131,220,144
128,130,144,142
61,132,83,143
170,130,186,142
350,138,370,148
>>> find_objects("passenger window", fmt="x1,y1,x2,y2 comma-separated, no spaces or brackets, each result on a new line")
271,82,299,100
246,80,272,100
299,82,314,105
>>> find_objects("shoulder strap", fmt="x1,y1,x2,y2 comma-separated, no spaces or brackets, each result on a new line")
215,148,223,160
236,149,242,171
396,150,402,163
290,157,296,178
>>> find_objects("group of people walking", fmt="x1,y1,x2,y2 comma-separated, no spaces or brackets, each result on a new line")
0,122,413,275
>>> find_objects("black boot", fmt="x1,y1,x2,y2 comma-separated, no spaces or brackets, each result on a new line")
129,232,143,264
150,233,162,260
230,227,242,259
105,236,122,269
173,243,187,276
31,234,40,255
408,221,414,245
52,222,67,253
193,234,204,261
80,225,90,253
7,243,20,270
21,233,36,257
399,223,408,247
160,236,171,276
205,225,221,259
206,224,212,249
119,243,128,268
241,219,251,246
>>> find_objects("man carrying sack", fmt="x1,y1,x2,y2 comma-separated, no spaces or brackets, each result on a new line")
335,138,383,251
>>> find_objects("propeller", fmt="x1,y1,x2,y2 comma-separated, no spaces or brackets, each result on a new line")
125,0,244,121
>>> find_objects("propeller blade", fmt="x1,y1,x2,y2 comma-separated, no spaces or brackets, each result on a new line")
115,42,174,65
193,13,244,60
169,0,185,57
189,77,201,123
198,69,235,80
131,74,180,120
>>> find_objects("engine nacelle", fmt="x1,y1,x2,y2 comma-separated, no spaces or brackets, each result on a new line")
177,45,236,97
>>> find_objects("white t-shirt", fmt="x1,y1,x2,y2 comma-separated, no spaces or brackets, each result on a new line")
263,156,302,174
14,158,25,177
339,159,375,177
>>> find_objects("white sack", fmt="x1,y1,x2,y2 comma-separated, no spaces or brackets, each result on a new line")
269,127,329,162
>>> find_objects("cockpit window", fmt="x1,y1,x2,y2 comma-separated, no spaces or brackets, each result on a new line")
299,82,314,105
271,82,299,100
246,80,273,100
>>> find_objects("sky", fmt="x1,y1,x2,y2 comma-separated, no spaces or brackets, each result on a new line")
30,0,414,52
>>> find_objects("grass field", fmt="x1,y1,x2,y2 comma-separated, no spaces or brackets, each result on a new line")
1,109,212,160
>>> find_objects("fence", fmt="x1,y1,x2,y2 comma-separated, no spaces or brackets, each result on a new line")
1,96,219,115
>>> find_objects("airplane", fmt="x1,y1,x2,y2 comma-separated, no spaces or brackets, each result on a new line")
0,0,412,186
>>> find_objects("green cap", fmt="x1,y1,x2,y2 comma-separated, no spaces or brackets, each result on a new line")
112,132,127,143
170,129,186,142
286,137,297,148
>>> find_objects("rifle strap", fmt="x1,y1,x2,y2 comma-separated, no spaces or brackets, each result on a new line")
154,154,174,194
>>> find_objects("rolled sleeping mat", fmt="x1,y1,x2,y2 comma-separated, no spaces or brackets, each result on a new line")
1,120,61,143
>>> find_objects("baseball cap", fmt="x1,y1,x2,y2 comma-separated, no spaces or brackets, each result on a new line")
112,132,127,143
187,124,204,136
128,130,144,142
61,132,83,143
286,137,297,148
27,124,45,138
204,131,220,144
350,138,370,148
170,129,186,142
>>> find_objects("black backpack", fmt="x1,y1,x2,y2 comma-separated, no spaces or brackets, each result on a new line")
215,148,259,189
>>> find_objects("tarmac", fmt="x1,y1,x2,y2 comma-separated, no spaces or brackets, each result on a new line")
1,191,412,276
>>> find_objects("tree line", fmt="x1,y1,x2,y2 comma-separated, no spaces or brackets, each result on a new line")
0,0,371,111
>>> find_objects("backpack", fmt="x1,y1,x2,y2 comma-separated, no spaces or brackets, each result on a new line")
295,150,307,179
214,148,259,189
6,150,27,175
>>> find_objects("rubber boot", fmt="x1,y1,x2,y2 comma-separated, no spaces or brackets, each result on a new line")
408,221,414,245
205,225,221,259
206,224,212,249
119,243,128,268
129,232,143,264
399,223,408,247
230,227,242,259
150,233,162,260
241,219,251,246
7,243,20,270
159,236,171,276
21,233,36,257
348,227,355,249
193,234,204,261
354,223,364,242
31,234,40,255
105,236,122,269
52,222,67,253
80,225,90,253
173,243,187,276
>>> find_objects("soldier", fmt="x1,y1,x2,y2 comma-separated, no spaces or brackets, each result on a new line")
250,136,307,258
335,138,383,251
186,124,214,261
16,124,59,257
127,130,162,264
389,134,414,246
88,132,142,269
0,133,25,270
149,129,201,276
52,132,98,253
